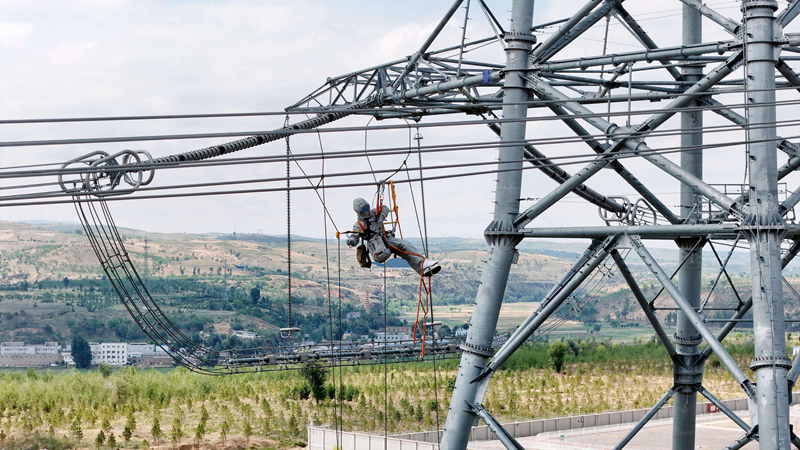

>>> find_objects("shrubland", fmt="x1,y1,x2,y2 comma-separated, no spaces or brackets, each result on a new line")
0,336,763,450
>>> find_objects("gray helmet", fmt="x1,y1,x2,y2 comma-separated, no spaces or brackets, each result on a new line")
353,197,371,219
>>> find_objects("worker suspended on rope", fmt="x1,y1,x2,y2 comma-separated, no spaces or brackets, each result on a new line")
346,196,441,277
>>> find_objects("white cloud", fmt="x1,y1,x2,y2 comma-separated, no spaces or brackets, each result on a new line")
0,0,795,243
0,22,33,47
45,41,96,65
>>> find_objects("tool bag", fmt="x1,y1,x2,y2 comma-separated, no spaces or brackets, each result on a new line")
367,234,392,263
356,244,372,268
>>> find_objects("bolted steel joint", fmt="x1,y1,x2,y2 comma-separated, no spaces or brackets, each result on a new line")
504,31,537,44
740,0,778,11
674,361,704,387
673,333,703,347
460,342,494,358
750,356,793,370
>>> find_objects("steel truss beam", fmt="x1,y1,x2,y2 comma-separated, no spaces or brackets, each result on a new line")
742,3,791,446
613,388,676,450
612,3,684,82
697,385,752,433
778,0,800,27
611,250,677,359
516,61,744,228
697,239,800,366
532,0,616,63
389,0,465,90
529,0,604,63
486,121,627,213
631,236,756,400
261,2,800,449
679,0,741,35
440,2,535,449
472,238,617,405
531,82,681,224
471,404,525,450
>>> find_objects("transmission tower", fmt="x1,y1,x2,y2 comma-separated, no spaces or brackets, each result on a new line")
285,0,800,448
23,0,800,447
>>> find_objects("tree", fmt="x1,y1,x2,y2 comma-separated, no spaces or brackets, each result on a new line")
243,419,253,443
566,339,580,357
125,411,136,434
548,341,568,373
63,277,70,288
72,334,92,369
194,421,206,446
219,419,230,444
151,417,163,445
300,362,329,401
262,415,270,437
101,417,111,433
71,418,84,442
107,433,117,449
170,417,184,448
250,286,261,305
122,426,133,443
98,363,113,378
95,430,106,449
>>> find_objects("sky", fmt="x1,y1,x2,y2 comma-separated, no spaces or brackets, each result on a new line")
2,0,800,241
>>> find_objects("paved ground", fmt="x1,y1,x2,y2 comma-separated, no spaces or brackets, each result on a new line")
466,410,797,449
553,415,754,449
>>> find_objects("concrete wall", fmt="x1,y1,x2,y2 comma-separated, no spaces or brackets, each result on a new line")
309,426,440,450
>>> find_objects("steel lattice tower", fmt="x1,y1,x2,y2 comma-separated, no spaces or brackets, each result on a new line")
289,0,800,448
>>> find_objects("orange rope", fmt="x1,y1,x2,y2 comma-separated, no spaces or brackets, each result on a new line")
377,182,432,357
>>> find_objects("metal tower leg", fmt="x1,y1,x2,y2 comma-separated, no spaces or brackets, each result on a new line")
673,5,704,449
741,1,792,448
439,1,535,449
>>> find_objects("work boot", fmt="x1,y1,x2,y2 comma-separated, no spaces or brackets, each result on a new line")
422,260,441,277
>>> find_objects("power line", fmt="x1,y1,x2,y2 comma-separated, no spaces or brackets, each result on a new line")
0,113,798,190
3,130,798,208
5,86,800,149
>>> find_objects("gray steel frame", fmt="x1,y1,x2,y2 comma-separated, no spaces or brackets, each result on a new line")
282,1,800,448
421,1,800,449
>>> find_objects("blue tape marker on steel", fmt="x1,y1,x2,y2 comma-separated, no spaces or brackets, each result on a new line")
483,70,491,85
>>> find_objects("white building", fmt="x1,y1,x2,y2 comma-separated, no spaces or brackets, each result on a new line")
0,341,61,355
90,342,101,365
233,330,259,339
0,342,62,366
99,343,128,366
376,327,412,343
127,343,168,358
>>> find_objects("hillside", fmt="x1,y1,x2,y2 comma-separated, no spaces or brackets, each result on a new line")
0,220,796,347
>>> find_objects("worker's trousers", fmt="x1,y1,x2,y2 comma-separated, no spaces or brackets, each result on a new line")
386,236,426,275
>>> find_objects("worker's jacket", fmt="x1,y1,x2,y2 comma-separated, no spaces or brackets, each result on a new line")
351,204,390,244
